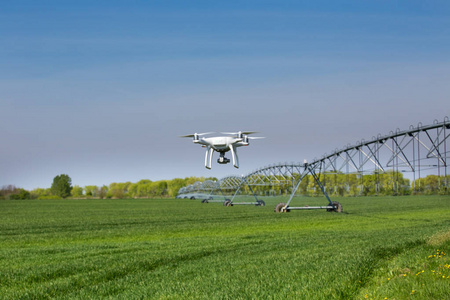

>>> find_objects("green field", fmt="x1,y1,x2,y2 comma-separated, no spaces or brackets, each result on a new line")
1,196,449,299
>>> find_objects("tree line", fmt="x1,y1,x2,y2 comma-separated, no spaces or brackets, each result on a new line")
1,173,448,200
0,175,217,200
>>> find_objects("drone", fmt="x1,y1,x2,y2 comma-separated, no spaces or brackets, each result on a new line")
180,131,264,169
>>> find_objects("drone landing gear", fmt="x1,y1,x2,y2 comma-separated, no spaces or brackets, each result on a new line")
204,148,239,169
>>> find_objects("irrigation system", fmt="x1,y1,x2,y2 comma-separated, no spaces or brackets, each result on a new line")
178,117,450,212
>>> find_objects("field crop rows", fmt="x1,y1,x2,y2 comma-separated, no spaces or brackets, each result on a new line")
0,196,449,299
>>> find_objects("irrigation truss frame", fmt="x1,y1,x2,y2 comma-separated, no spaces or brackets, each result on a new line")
178,117,449,211
177,175,244,203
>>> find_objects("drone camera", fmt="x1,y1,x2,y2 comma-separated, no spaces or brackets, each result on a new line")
217,157,230,164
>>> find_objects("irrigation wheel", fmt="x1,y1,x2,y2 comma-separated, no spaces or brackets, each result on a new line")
327,201,343,213
223,200,230,206
274,202,289,213
256,200,265,207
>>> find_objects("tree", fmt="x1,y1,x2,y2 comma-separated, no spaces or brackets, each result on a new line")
109,182,131,198
98,185,108,199
31,188,58,200
71,185,84,198
51,174,72,199
1,185,30,200
84,185,98,198
152,180,168,197
0,185,19,200
167,178,186,197
135,180,152,198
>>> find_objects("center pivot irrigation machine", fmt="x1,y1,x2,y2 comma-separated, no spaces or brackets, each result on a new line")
178,117,450,213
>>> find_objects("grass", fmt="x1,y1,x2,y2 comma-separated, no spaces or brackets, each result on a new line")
0,195,449,299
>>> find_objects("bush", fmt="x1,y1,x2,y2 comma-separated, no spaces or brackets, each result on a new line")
8,188,30,200
37,195,61,200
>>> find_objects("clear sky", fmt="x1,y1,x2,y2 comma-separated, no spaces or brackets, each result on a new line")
1,0,450,190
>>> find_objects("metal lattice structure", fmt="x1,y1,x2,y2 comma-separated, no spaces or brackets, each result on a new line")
236,117,450,210
217,175,243,190
249,118,448,187
177,175,244,202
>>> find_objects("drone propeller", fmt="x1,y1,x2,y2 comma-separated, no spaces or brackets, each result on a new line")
221,131,258,135
221,131,259,139
242,136,265,143
180,132,215,138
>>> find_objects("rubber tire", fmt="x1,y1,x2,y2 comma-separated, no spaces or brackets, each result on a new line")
226,201,233,207
274,202,288,213
223,200,230,206
190,196,196,200
327,201,343,213
257,200,265,207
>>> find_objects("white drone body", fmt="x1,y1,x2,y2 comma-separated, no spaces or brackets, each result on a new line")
181,131,264,169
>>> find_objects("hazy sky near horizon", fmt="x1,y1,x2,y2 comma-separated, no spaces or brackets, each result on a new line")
1,0,450,190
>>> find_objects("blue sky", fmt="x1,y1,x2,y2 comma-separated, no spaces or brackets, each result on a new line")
1,1,450,189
